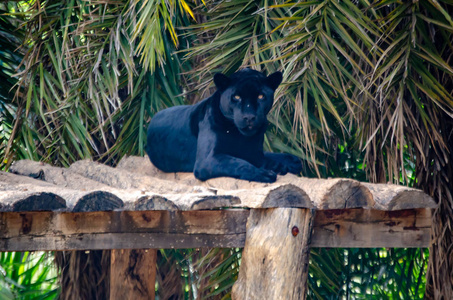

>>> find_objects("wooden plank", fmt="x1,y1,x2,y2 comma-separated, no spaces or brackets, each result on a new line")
0,233,247,251
110,249,156,300
311,208,432,248
0,210,249,236
0,209,432,251
0,210,249,251
232,208,313,300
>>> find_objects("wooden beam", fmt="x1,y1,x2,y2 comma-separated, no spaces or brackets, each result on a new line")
110,249,156,300
0,209,432,251
0,210,248,251
311,208,432,248
232,208,313,300
5,159,437,212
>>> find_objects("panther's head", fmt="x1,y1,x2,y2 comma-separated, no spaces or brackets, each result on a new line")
214,69,283,136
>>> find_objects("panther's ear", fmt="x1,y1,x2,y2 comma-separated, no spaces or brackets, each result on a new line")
266,71,283,91
213,73,231,91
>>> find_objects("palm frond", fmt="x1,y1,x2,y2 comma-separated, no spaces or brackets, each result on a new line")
2,0,194,167
0,2,25,168
1,251,59,299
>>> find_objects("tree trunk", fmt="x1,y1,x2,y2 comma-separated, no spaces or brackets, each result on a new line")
232,208,314,300
110,249,157,300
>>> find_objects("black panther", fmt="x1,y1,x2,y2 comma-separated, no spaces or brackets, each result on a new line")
146,68,302,183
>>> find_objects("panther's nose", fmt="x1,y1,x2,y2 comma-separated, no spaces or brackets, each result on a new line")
243,114,256,124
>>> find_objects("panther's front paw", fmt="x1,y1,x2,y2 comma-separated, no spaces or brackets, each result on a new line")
250,169,277,183
280,154,302,175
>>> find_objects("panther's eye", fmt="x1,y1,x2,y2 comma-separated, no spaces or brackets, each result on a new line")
233,95,241,101
257,94,264,100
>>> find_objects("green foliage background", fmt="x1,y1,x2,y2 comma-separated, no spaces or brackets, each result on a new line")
1,0,452,298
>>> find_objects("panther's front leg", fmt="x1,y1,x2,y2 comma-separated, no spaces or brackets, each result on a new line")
194,154,277,183
262,152,302,175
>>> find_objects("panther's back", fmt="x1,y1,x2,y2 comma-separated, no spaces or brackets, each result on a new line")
146,105,198,172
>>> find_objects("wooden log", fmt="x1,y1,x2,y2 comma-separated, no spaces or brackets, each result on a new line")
0,177,123,212
363,183,437,210
10,160,112,190
0,172,70,211
232,208,314,300
135,195,180,211
278,175,375,209
9,161,127,211
73,191,124,212
12,192,66,212
262,184,311,208
117,155,174,179
110,249,156,300
117,156,262,190
217,184,311,209
0,170,245,212
2,158,437,212
0,208,433,251
0,170,180,212
69,160,206,195
189,195,241,210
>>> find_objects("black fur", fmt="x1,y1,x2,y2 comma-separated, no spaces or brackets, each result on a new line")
146,69,302,183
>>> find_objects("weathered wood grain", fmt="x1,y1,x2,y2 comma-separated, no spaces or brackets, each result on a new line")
117,156,437,210
0,210,248,237
110,249,157,300
0,232,247,251
10,160,112,190
0,208,432,251
189,195,241,210
0,172,70,210
13,192,67,212
0,210,249,251
311,208,432,248
134,195,179,211
232,208,314,300
73,191,124,212
363,183,437,210
262,184,311,208
116,155,165,177
69,160,204,194
0,171,172,212
117,156,270,190
277,175,375,209
1,158,437,212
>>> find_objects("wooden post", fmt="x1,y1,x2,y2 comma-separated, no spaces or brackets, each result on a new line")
232,208,314,300
110,249,157,300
